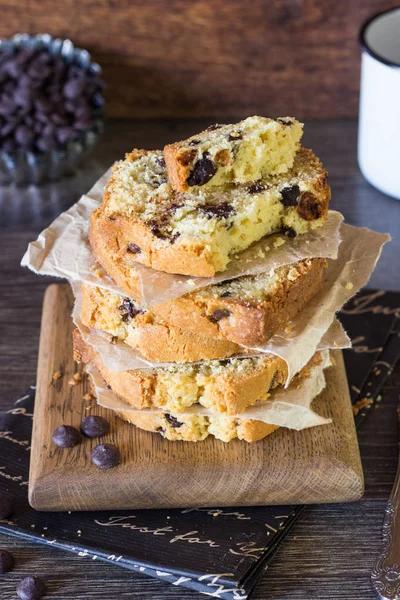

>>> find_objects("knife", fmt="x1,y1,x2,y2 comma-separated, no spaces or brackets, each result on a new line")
371,401,400,600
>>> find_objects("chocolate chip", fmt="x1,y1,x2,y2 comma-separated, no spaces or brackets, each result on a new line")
188,139,200,146
156,156,166,168
80,415,110,438
156,426,166,434
0,498,13,520
277,117,293,126
165,414,183,428
220,290,232,298
218,359,231,367
127,242,141,254
297,192,323,221
52,425,82,448
228,131,242,141
0,549,14,574
248,182,266,194
198,202,235,219
91,443,121,469
206,124,222,131
208,309,231,323
149,220,169,240
281,226,297,238
280,185,300,207
187,155,217,187
16,575,46,600
118,298,143,320
170,232,180,244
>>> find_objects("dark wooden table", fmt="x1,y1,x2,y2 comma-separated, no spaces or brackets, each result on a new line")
1,120,399,599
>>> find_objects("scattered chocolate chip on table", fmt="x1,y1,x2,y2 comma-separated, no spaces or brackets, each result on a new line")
91,443,121,469
80,415,110,438
52,425,82,448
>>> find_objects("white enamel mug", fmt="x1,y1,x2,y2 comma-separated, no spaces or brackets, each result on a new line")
358,7,400,200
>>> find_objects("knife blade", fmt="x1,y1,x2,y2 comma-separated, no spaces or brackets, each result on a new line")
371,398,400,600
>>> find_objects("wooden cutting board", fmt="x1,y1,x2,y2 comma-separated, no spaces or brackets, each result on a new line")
29,284,364,511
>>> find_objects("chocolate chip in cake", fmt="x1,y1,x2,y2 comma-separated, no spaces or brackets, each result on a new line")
108,216,117,221
156,426,166,435
220,290,232,298
156,156,166,168
280,185,300,207
208,309,231,323
118,298,143,321
0,498,13,520
198,201,235,219
52,425,81,448
206,124,222,131
0,549,14,574
16,575,46,600
187,155,217,187
165,414,183,428
282,226,297,238
228,131,243,141
148,219,169,240
127,242,141,254
170,232,180,244
188,139,201,146
80,415,110,438
248,182,266,194
297,192,323,221
277,117,293,126
91,443,121,469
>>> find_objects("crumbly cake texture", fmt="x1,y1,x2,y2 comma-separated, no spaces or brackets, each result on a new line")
154,258,326,346
75,329,321,415
91,146,330,277
163,116,303,192
116,409,280,443
80,283,244,363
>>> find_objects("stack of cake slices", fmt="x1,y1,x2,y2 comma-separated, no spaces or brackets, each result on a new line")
71,116,339,443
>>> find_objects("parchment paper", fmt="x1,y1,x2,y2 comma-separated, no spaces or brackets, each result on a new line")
88,351,332,431
71,222,388,382
21,165,343,307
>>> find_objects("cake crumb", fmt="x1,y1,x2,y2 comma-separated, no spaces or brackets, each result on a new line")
83,393,94,402
375,369,381,375
345,282,354,290
186,279,195,286
52,370,63,381
93,268,102,279
352,397,373,415
284,326,292,334
110,336,118,345
273,237,285,248
74,373,82,382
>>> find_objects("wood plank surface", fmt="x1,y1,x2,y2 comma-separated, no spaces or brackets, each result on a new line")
1,119,400,598
0,1,399,119
29,283,363,511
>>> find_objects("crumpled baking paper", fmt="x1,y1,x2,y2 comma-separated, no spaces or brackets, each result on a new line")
72,279,350,372
21,165,344,307
71,220,389,383
87,351,332,431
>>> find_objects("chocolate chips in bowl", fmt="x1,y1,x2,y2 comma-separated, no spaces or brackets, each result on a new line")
0,33,105,185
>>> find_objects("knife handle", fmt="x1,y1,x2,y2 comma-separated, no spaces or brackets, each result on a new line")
371,412,400,600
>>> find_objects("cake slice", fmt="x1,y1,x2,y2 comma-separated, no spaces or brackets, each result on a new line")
92,146,330,277
153,258,326,347
80,283,244,363
74,328,322,416
164,116,303,192
115,410,280,443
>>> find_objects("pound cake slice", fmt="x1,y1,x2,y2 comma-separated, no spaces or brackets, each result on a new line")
75,328,322,416
80,283,244,363
164,116,303,192
116,410,280,443
92,146,330,277
154,258,326,347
